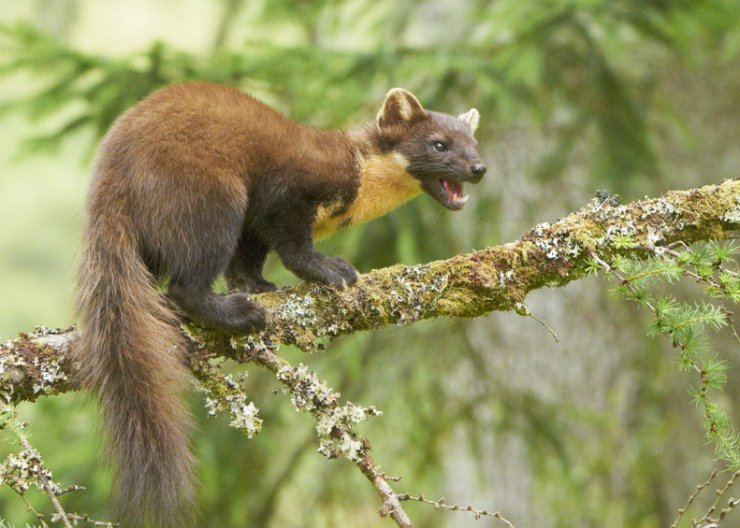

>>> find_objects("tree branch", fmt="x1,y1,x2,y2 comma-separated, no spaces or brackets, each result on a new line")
0,180,737,527
3,180,737,402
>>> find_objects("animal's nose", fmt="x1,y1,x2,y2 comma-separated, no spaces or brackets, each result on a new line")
470,163,486,179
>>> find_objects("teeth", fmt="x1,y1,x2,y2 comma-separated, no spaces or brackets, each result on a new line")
439,179,468,206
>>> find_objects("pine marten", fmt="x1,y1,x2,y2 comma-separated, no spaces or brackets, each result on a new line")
75,83,485,527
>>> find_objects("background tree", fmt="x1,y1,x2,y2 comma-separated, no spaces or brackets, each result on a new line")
0,0,739,526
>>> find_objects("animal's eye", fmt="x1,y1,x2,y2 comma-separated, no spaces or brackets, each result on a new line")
432,141,448,152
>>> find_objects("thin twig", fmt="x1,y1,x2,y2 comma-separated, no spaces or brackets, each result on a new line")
57,484,85,496
515,302,559,343
671,469,717,528
729,317,740,345
53,513,118,527
16,435,74,528
695,469,740,526
398,493,517,527
13,487,49,527
244,345,414,528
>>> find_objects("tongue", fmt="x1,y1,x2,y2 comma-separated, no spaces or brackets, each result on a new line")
442,179,463,199
441,179,469,207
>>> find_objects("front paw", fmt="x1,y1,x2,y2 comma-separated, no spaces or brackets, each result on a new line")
316,256,359,289
225,273,278,294
250,278,278,294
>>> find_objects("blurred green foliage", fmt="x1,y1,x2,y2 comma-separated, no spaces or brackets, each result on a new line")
4,0,739,185
1,0,739,526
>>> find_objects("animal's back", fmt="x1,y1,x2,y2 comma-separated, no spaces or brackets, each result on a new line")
101,82,295,183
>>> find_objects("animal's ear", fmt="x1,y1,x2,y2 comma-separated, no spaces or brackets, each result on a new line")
377,88,427,131
458,108,480,135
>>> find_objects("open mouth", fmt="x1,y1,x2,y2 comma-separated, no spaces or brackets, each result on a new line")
435,178,469,210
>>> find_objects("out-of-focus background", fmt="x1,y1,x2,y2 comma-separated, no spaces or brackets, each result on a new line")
1,1,739,526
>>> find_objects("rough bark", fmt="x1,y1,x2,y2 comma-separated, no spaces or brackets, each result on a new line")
2,180,737,528
1,180,738,405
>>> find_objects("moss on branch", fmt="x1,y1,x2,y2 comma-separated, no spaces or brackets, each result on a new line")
1,180,738,403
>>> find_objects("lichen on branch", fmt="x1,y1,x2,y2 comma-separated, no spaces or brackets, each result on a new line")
1,180,738,402
1,180,737,528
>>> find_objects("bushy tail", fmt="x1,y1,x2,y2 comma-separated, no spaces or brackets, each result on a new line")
75,193,194,527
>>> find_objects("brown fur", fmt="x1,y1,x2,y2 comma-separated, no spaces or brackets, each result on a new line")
75,169,195,527
75,82,484,526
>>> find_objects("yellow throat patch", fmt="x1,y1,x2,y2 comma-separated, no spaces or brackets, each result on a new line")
313,152,422,240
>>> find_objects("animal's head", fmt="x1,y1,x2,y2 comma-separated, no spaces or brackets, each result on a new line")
376,88,486,210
